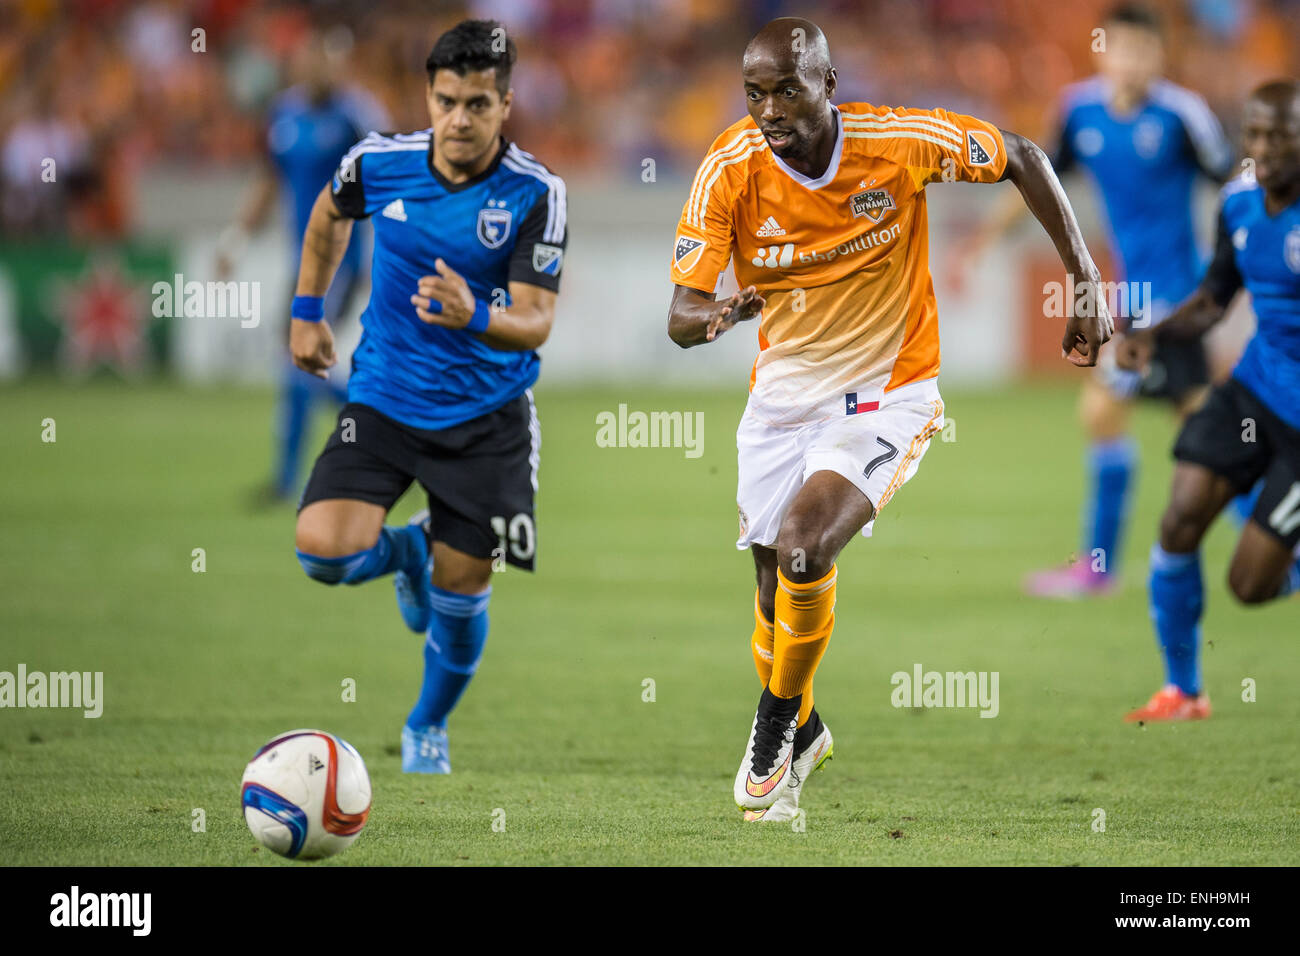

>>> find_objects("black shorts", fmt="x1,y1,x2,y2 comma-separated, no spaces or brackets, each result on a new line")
299,394,540,570
1137,337,1209,401
1172,376,1300,548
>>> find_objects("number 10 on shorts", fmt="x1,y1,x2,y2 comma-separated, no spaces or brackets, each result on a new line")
490,513,537,570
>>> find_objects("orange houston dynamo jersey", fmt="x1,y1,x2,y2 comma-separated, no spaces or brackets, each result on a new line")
671,103,1007,425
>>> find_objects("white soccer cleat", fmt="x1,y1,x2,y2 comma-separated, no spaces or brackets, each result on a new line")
734,695,798,810
743,720,832,823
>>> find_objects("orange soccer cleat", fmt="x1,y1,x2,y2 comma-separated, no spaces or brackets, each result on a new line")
1124,685,1211,723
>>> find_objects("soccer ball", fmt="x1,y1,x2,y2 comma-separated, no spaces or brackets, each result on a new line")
240,729,371,860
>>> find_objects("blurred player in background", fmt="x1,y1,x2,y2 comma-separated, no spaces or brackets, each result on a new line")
667,18,1111,820
1116,80,1300,722
289,20,567,772
959,3,1235,598
216,26,389,505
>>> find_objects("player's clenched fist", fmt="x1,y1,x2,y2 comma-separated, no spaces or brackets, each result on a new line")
706,285,766,342
290,317,337,379
1061,278,1115,367
411,258,476,328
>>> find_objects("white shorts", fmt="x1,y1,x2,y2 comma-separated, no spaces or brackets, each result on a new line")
735,378,945,549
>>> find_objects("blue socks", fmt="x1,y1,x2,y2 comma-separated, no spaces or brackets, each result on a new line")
296,524,427,585
298,529,492,730
1084,438,1136,575
1148,544,1204,696
407,586,492,730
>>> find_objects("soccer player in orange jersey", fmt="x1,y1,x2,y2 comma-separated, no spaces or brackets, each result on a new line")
666,18,1113,820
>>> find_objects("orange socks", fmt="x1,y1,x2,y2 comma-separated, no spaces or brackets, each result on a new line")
751,590,775,686
770,565,836,726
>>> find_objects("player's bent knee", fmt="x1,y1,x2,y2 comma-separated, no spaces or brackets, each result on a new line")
431,557,493,596
775,524,837,580
1158,502,1210,554
293,521,382,586
1227,565,1280,606
294,511,378,560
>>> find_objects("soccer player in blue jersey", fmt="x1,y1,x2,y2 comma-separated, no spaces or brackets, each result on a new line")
1116,80,1300,722
288,20,567,772
216,28,389,504
962,4,1234,597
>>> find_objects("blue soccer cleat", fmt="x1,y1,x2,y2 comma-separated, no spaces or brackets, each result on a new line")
401,723,451,774
393,510,433,633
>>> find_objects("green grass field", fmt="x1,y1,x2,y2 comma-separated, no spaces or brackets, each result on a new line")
1,378,1296,865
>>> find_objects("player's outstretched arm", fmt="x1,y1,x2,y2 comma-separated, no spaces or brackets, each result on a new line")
667,284,765,348
999,130,1114,367
410,262,557,351
289,185,354,379
1114,202,1240,373
1113,288,1228,372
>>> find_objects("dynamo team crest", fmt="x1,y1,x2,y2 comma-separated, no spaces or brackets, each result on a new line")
477,207,513,249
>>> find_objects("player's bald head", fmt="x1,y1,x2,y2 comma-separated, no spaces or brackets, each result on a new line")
743,17,831,81
741,18,837,166
1242,79,1300,193
1247,79,1300,119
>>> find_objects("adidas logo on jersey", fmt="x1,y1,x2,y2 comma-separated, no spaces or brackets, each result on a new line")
756,216,786,237
382,199,407,222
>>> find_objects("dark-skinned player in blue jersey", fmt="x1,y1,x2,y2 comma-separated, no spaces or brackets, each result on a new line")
287,20,567,772
1116,80,1300,722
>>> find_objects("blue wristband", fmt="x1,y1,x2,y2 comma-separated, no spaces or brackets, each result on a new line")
465,299,491,334
291,295,325,322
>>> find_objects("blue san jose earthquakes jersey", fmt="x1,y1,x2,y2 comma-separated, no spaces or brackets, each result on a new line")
1054,77,1233,320
330,131,567,429
1201,176,1300,429
267,85,388,270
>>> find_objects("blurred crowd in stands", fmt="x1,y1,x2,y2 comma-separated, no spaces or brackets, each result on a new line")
1,0,1297,238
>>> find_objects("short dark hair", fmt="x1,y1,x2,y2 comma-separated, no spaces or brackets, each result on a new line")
425,19,516,96
1104,3,1163,35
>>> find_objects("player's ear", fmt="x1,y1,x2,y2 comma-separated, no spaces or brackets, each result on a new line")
500,87,513,122
824,67,836,102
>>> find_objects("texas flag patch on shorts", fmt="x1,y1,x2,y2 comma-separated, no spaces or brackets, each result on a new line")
845,392,881,415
